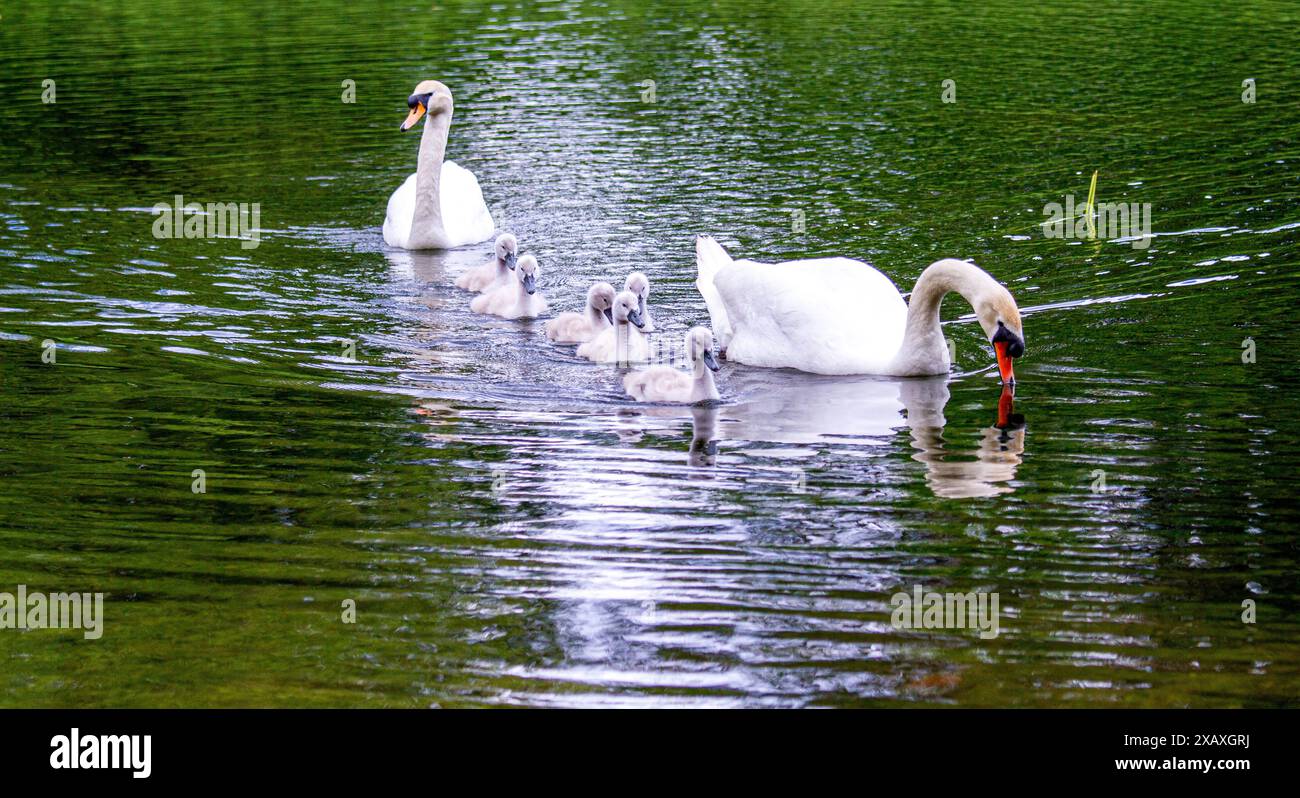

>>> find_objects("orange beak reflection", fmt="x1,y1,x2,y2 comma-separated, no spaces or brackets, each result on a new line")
400,103,426,131
997,382,1015,428
995,340,1015,385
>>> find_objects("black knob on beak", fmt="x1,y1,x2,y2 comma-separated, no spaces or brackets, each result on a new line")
993,322,1025,358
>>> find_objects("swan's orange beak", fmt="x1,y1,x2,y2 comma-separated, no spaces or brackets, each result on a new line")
400,103,426,131
991,322,1024,385
995,340,1015,385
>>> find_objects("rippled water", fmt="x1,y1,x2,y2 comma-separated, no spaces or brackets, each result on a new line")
2,0,1299,707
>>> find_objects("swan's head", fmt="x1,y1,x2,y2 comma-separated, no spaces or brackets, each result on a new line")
495,233,518,269
687,326,720,372
516,254,539,295
625,272,650,316
919,259,1026,384
400,80,453,131
625,272,650,297
971,279,1025,385
587,282,617,325
613,289,644,328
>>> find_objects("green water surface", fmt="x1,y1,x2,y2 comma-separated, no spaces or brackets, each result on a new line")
1,0,1299,707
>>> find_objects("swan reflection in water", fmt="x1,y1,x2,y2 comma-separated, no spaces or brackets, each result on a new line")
900,381,1025,498
686,371,1026,498
688,405,720,467
385,245,482,311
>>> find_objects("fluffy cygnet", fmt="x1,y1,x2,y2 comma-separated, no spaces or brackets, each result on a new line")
546,282,616,344
576,289,649,363
624,271,655,332
470,253,548,319
623,327,721,403
456,233,518,293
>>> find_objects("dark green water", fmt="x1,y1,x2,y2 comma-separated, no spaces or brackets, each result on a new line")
2,0,1299,707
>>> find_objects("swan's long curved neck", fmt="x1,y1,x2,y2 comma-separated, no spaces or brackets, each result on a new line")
587,305,607,328
892,259,990,376
410,111,451,248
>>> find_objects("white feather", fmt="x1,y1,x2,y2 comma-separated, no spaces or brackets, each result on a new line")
695,236,908,375
384,160,495,250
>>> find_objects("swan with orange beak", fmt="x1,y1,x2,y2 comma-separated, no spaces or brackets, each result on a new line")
696,238,1026,384
383,80,496,250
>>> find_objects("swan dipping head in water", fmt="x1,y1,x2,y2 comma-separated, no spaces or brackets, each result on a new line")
695,236,1026,382
887,257,1025,383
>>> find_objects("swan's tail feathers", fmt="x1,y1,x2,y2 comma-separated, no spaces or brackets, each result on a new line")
694,235,734,350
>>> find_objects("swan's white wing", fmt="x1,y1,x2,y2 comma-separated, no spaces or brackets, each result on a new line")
715,257,907,375
383,172,418,248
439,160,495,247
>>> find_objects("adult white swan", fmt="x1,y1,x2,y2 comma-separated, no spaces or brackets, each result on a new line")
383,80,495,250
695,236,1026,382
